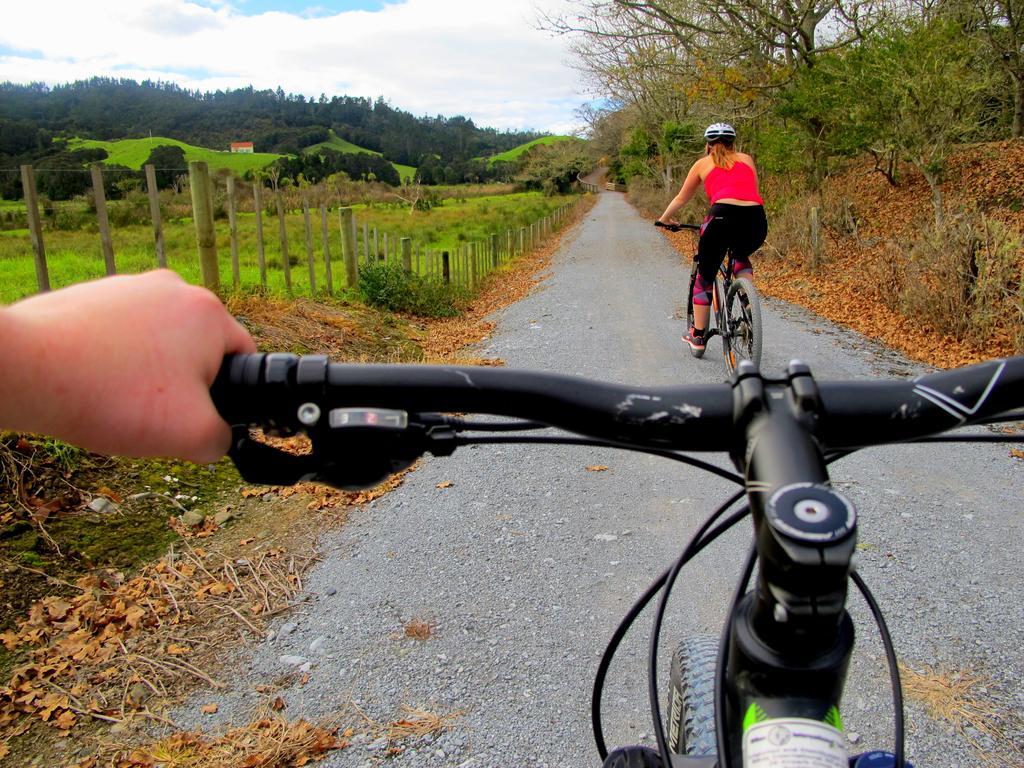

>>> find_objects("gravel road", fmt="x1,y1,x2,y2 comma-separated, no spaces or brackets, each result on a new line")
180,191,1024,767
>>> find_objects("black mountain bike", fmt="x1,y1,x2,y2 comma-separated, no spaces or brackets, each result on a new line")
213,352,1024,768
655,221,763,375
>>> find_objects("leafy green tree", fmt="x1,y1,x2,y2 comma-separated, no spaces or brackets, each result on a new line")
830,18,995,224
142,145,187,189
517,140,591,194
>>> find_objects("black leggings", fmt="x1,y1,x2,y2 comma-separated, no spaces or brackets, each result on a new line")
693,204,767,306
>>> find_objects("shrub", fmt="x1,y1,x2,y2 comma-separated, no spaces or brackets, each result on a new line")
625,176,673,219
899,213,1023,346
762,194,815,264
107,191,151,227
358,262,470,317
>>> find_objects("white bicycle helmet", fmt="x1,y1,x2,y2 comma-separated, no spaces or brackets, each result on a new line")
704,123,736,142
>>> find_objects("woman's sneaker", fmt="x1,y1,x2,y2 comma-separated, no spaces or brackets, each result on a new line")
683,326,706,358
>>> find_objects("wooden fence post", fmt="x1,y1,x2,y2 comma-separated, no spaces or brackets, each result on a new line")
320,203,333,295
20,164,49,292
302,193,316,293
442,251,451,284
339,207,358,289
91,164,116,275
188,161,219,292
226,175,240,290
401,237,412,273
253,181,267,289
810,206,821,271
144,164,166,268
274,186,292,292
490,233,498,269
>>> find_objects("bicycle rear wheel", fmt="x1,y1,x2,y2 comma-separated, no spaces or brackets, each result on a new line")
666,635,718,756
722,277,762,375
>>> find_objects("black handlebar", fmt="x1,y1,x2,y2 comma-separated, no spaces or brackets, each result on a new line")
212,353,1024,490
655,220,700,232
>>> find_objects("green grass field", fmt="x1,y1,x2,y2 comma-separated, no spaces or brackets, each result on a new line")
303,130,416,182
0,191,577,303
487,136,578,164
67,136,282,175
67,134,416,182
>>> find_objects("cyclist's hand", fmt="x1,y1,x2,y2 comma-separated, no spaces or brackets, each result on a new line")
0,270,256,463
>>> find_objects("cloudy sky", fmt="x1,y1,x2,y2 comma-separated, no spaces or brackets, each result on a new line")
0,0,591,134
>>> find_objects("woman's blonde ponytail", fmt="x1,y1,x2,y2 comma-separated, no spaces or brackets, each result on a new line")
709,142,736,170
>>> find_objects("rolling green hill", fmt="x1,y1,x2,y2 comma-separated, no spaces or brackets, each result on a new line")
67,133,416,181
304,130,416,182
488,136,577,164
67,136,281,174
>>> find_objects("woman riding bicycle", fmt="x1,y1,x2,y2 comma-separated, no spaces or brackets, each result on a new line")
656,123,767,355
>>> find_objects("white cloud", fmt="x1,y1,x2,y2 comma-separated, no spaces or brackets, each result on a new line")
0,0,585,133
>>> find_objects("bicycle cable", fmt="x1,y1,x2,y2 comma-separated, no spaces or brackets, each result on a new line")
444,419,549,432
712,543,758,768
453,435,745,486
648,509,752,767
592,492,749,759
902,434,1024,444
851,570,905,768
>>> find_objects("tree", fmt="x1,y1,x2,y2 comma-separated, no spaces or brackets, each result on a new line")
142,144,187,189
807,17,996,225
517,140,592,193
975,0,1024,136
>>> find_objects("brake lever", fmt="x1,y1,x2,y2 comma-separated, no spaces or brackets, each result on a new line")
213,353,459,491
226,413,458,491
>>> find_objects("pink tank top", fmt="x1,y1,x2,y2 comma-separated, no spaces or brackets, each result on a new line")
703,161,763,205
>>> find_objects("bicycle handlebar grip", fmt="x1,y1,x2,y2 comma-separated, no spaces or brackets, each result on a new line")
213,352,325,431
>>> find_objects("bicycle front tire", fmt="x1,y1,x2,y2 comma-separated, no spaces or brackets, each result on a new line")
666,635,718,756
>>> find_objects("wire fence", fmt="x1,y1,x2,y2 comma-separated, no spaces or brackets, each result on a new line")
5,162,591,299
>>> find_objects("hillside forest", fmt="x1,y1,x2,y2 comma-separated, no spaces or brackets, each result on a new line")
0,79,590,198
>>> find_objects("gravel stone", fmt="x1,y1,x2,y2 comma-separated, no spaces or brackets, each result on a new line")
87,497,119,514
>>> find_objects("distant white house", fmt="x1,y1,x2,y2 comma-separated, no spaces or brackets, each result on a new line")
230,141,254,154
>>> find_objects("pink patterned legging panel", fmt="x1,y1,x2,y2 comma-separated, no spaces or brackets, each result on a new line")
692,256,753,306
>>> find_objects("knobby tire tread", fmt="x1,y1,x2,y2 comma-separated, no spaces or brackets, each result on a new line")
667,635,718,756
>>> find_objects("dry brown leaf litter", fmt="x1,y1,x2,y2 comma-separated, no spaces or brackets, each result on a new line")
901,663,1024,766
0,538,313,737
72,703,349,768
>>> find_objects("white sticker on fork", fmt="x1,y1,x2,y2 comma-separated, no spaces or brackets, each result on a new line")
743,718,848,767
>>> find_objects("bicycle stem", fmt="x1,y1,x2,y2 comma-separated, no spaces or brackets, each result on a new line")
719,361,858,766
